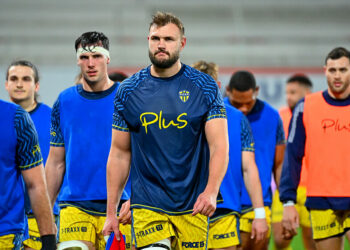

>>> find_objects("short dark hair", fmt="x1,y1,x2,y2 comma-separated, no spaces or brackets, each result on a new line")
228,71,256,91
109,71,128,82
149,12,185,36
74,31,109,52
287,74,313,89
6,59,40,102
325,47,350,65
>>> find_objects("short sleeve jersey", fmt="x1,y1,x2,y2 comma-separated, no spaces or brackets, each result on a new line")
113,64,226,214
0,100,42,236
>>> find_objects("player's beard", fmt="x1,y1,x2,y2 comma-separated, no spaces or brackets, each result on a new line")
328,80,350,96
83,74,99,87
149,49,180,69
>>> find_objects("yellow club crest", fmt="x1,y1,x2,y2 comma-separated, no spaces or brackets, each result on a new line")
179,90,190,103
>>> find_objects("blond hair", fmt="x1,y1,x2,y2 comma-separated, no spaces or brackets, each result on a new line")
192,60,219,81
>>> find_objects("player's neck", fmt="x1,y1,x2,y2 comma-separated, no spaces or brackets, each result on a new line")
82,75,113,92
17,99,37,112
328,88,350,100
151,60,182,78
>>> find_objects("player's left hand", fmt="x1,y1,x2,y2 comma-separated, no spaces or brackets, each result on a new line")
192,191,217,217
251,218,268,242
119,199,131,225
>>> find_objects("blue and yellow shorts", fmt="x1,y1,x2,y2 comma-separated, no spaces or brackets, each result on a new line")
310,209,350,240
59,206,132,250
271,187,310,227
208,212,240,249
0,233,23,250
132,208,208,250
22,215,59,249
240,206,271,237
23,217,42,249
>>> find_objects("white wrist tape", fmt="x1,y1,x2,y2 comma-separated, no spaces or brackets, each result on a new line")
254,207,266,219
283,200,295,207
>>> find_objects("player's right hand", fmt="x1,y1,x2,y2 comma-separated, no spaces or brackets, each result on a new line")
119,199,131,225
103,215,121,241
251,218,268,242
282,205,299,240
192,190,217,217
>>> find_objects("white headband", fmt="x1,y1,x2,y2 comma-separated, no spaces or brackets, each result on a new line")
76,46,110,59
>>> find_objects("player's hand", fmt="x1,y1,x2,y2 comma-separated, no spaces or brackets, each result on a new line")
251,218,268,242
119,199,131,225
103,215,121,241
282,205,299,240
192,190,217,217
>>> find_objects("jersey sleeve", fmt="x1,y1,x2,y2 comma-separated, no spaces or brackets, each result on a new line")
276,116,286,145
14,107,43,170
204,77,227,121
240,115,255,152
279,100,306,203
112,86,130,132
50,98,64,147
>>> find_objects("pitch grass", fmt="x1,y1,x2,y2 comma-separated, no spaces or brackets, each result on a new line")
268,228,350,250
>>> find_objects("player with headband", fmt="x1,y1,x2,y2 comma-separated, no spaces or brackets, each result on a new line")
46,31,131,250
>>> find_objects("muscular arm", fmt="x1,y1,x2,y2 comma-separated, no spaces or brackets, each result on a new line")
193,118,229,217
106,129,131,218
279,101,306,239
103,129,131,239
280,101,305,203
242,151,264,208
22,164,56,236
45,146,65,206
273,117,286,188
273,144,285,189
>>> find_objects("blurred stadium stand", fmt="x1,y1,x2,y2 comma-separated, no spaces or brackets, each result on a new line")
0,0,349,106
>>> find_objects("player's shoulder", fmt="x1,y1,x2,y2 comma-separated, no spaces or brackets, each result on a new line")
304,91,323,103
183,64,218,90
261,100,279,116
225,102,242,117
37,102,52,112
279,106,290,115
58,85,78,100
116,67,149,101
0,99,19,112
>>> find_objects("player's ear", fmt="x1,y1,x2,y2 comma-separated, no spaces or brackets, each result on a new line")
35,82,40,92
254,86,260,97
180,36,186,51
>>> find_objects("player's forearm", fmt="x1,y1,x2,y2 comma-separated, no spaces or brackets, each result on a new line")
106,151,131,218
205,144,228,194
243,162,264,208
45,157,65,206
273,144,285,188
25,166,56,235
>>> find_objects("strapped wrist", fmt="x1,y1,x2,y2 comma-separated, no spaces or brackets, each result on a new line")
254,207,266,219
283,200,295,207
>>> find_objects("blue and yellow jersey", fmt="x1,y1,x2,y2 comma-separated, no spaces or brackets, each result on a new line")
280,90,350,210
0,100,42,236
29,103,51,164
112,64,226,215
225,98,285,208
50,83,130,215
25,103,59,216
213,105,254,220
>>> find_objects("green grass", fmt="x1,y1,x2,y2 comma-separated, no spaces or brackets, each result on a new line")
268,229,350,250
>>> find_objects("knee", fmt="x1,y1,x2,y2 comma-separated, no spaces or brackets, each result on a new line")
57,240,89,250
273,235,291,249
138,238,171,250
